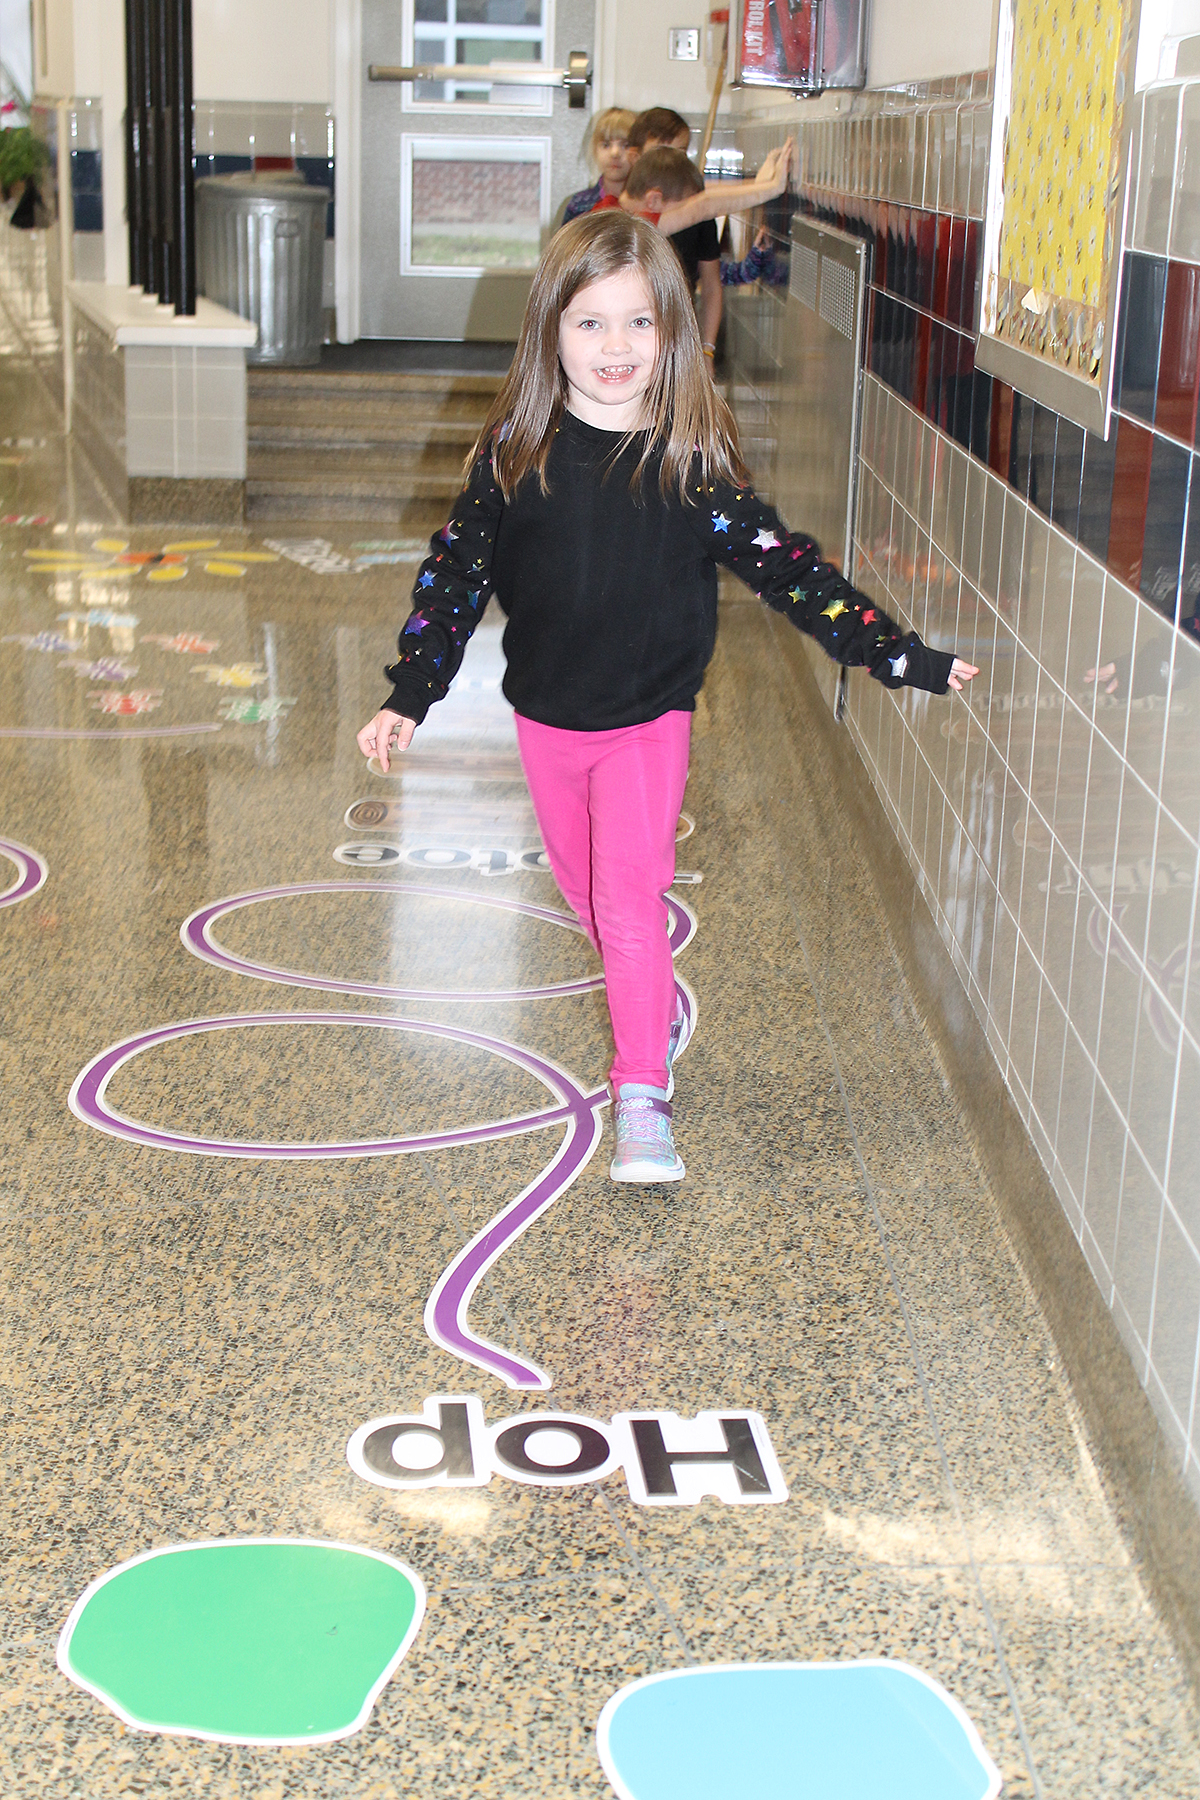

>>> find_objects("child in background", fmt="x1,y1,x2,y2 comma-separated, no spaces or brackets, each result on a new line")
628,109,721,364
615,147,792,360
721,225,785,286
597,142,792,236
627,107,692,156
562,108,636,224
358,211,977,1184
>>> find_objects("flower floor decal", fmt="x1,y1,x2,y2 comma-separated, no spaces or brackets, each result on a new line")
23,539,280,581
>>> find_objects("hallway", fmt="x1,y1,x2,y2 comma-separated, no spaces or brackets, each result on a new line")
0,329,1198,1795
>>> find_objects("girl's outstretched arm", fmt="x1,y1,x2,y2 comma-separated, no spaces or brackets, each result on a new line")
688,475,970,694
657,138,795,234
373,450,506,730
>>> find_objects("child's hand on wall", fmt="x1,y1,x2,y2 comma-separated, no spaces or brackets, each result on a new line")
758,138,795,196
947,659,979,692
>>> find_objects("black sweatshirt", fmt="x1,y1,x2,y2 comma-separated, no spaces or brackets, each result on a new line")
382,409,955,730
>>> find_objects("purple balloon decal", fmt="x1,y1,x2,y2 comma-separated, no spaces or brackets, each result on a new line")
0,837,48,908
71,883,698,1389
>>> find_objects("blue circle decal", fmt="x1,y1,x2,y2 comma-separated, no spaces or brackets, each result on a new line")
596,1662,1001,1800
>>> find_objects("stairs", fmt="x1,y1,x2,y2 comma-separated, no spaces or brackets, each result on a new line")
245,366,504,525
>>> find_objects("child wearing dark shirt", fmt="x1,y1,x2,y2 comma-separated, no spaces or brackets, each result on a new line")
358,211,977,1184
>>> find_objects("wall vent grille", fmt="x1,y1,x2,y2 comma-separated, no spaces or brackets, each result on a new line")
819,258,856,339
792,242,819,312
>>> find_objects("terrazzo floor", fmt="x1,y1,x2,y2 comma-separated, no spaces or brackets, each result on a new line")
1,327,1199,1797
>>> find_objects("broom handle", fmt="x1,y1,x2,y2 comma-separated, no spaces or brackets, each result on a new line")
698,21,729,170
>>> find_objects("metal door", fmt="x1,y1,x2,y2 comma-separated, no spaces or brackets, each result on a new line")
359,0,595,340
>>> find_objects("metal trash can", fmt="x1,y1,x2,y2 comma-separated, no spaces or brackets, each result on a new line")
196,174,330,366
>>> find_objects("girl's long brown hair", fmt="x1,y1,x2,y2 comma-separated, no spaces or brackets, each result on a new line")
467,209,748,501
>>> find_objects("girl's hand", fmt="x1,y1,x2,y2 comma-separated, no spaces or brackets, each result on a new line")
947,659,979,692
758,138,795,194
357,708,415,772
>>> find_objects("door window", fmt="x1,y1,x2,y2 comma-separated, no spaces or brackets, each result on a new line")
407,0,554,111
401,135,551,275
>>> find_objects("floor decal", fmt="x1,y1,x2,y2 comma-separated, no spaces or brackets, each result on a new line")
65,657,138,682
0,838,48,907
263,537,363,575
141,632,220,654
25,541,279,583
180,880,695,1003
72,880,697,1388
88,690,163,715
349,1398,787,1503
4,630,77,653
57,1539,426,1747
596,1664,1001,1800
218,696,297,723
193,662,268,688
0,724,221,739
69,1009,608,1388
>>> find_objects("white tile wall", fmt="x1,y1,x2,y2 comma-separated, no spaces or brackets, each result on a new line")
844,373,1200,1483
124,345,247,480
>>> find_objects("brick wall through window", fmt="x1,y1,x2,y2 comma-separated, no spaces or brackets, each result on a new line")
412,159,541,225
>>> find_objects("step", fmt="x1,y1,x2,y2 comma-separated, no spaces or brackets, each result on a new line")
247,415,482,454
248,441,464,482
246,368,506,402
247,389,494,429
244,486,454,526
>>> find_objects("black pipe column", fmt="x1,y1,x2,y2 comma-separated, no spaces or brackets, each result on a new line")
124,0,195,313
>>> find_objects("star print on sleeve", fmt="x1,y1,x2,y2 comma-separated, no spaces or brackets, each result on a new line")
382,449,505,725
692,476,958,695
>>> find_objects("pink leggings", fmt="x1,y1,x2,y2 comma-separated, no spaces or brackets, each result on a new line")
515,710,691,1091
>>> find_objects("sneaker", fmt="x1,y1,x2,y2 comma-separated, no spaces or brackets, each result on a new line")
664,984,695,1100
610,1084,685,1183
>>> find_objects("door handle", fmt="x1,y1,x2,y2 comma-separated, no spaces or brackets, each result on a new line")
369,50,591,105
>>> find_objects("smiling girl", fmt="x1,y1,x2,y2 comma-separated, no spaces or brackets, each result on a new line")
358,211,977,1184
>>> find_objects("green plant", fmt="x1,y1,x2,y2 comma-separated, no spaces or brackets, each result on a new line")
0,126,49,195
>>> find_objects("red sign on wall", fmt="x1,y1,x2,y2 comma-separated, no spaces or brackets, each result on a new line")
739,0,818,87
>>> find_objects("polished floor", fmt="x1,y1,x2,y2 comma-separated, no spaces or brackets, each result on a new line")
1,329,1199,1797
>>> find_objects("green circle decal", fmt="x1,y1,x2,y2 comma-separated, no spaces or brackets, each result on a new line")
56,1538,426,1745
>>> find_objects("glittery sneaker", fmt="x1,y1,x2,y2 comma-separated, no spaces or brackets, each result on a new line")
610,1084,685,1183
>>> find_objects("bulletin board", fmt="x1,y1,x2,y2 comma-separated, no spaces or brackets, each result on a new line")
976,0,1141,436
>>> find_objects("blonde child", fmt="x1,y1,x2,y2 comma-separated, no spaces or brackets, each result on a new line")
358,212,977,1184
563,107,637,223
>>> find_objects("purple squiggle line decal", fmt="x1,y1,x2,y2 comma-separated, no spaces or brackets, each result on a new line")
0,724,221,739
0,837,48,908
76,882,699,1387
180,881,697,1004
68,1011,602,1159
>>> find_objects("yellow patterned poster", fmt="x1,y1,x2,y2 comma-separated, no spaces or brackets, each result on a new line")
983,0,1135,401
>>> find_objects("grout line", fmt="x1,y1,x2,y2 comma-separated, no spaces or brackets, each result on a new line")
733,654,1047,1799
593,1492,697,1665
